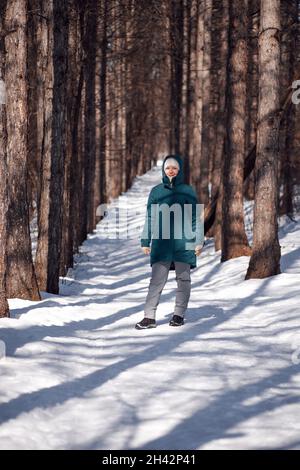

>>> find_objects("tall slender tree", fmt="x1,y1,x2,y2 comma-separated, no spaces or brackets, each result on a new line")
244,0,259,201
4,0,40,300
245,0,281,279
199,0,212,204
188,0,204,190
34,0,68,294
221,0,251,261
279,0,298,217
0,0,9,317
83,0,97,234
168,0,184,154
210,0,229,251
27,0,41,220
99,0,108,205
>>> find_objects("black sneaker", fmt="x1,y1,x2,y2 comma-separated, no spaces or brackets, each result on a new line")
135,318,156,330
169,315,184,326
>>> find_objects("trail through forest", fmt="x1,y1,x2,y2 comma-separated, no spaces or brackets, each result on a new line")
0,162,300,450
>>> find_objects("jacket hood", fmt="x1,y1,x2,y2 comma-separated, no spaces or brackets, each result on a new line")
162,154,184,187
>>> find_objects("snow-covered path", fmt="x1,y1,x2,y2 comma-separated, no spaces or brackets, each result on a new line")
1,161,300,450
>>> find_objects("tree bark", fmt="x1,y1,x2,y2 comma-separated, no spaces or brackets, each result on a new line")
244,0,259,201
279,0,298,217
34,0,68,294
199,0,212,205
245,0,281,279
83,0,97,234
5,0,40,300
27,0,40,221
168,0,184,154
210,0,229,251
221,0,251,261
189,0,204,191
99,0,108,206
0,0,10,317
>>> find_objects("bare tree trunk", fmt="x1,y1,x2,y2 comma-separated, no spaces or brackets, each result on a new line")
34,1,54,290
106,0,119,199
125,0,133,189
221,0,251,261
118,3,127,194
27,0,40,221
35,0,68,294
180,0,189,164
114,0,124,195
60,0,79,275
189,0,204,191
168,0,184,154
245,0,281,279
77,80,86,246
83,0,97,234
60,0,81,276
199,0,212,204
70,62,84,255
99,0,108,205
279,0,298,216
182,0,191,181
210,0,229,251
120,45,127,194
71,2,85,253
0,0,10,317
5,0,40,300
244,0,259,201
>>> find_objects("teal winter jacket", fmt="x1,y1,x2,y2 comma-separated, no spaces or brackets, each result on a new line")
140,155,204,270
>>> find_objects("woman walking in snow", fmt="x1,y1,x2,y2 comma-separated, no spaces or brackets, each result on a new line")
135,154,204,329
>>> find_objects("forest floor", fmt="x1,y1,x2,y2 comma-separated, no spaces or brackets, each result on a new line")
1,160,300,450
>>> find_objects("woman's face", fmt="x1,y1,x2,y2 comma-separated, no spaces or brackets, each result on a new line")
165,165,179,179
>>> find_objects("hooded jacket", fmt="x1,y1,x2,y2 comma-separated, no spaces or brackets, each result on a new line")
140,154,204,270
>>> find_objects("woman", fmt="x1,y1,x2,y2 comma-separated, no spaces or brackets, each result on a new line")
135,154,204,329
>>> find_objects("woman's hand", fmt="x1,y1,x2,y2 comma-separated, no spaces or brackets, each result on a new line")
142,247,151,255
195,245,203,257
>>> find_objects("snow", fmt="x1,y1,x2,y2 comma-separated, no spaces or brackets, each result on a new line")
1,159,300,450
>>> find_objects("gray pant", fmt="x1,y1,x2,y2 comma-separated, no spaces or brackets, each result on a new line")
144,261,191,320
